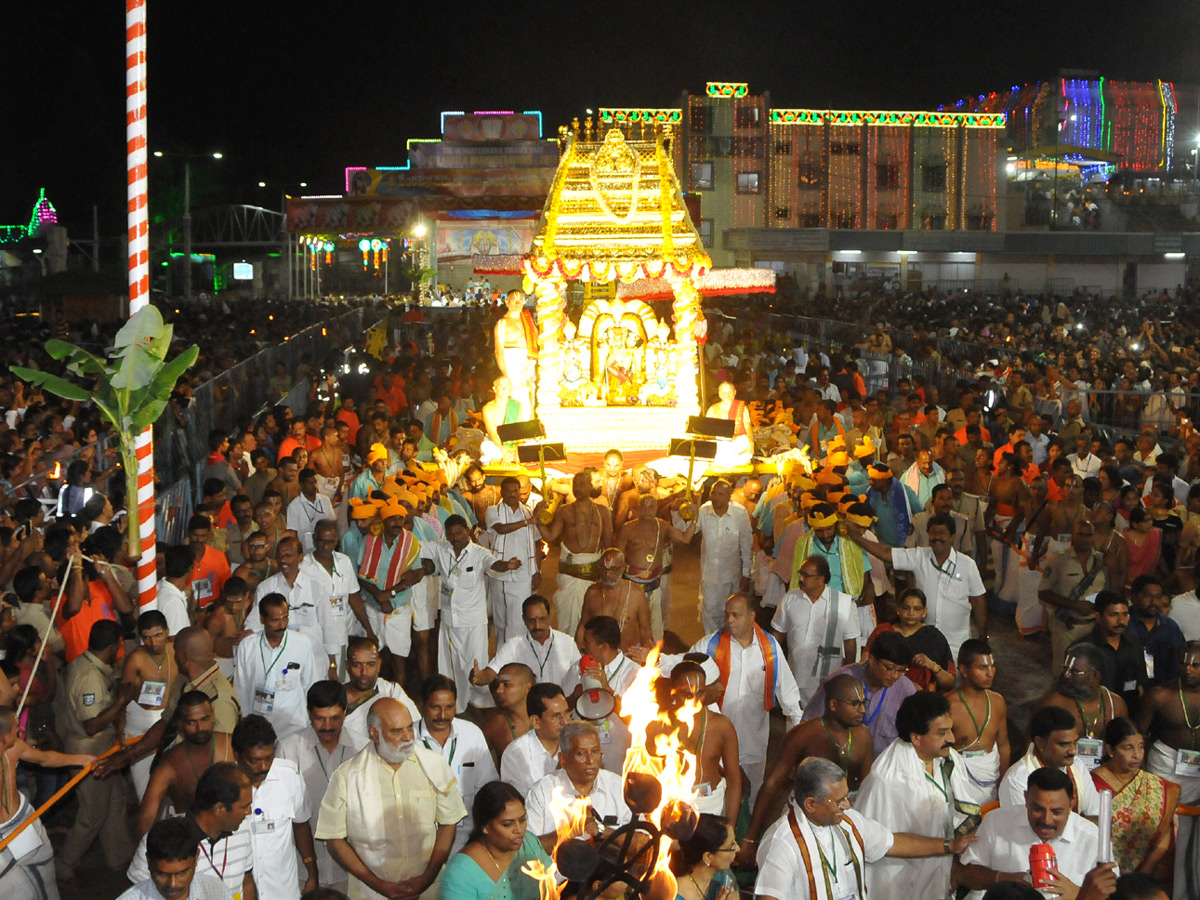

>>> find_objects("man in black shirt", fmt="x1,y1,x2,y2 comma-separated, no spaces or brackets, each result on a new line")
1071,590,1146,711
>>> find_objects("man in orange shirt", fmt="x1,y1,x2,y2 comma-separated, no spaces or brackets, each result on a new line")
186,514,231,614
335,394,361,446
56,544,134,662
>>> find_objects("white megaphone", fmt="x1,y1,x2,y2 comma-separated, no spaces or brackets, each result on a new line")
574,654,615,720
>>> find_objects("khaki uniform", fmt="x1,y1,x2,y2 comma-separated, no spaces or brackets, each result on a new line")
56,651,136,879
162,662,242,734
1040,547,1107,666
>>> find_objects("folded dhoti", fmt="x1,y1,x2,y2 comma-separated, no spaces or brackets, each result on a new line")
555,548,602,638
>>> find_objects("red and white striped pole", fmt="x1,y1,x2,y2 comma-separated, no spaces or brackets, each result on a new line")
126,0,157,608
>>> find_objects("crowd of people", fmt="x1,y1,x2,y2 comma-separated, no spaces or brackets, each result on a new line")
0,284,1197,900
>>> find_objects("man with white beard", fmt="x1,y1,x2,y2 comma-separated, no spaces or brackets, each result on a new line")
315,698,466,900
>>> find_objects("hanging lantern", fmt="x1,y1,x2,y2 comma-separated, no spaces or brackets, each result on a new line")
358,238,370,269
323,241,334,265
371,238,383,273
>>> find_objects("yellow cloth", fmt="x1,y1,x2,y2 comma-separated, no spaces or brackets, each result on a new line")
367,443,388,465
315,746,467,900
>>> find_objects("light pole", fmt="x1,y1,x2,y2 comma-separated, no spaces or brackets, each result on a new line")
258,180,307,298
154,149,222,301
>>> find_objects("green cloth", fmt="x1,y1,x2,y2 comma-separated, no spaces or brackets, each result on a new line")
438,832,551,900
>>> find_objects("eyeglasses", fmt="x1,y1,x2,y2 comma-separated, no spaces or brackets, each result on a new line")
714,844,739,854
799,571,821,579
876,661,908,675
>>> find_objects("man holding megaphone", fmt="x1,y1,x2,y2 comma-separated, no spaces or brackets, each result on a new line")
563,616,640,774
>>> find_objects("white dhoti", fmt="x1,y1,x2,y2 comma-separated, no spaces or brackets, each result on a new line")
414,576,439,632
958,744,1002,806
554,549,602,639
626,573,664,641
990,515,1021,604
439,624,489,712
762,571,786,609
694,777,727,816
1147,740,1200,900
1017,535,1061,635
700,578,739,634
488,574,532,648
124,699,166,799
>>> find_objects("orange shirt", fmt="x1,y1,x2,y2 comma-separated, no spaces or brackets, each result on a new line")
57,580,117,663
336,408,361,445
190,544,231,609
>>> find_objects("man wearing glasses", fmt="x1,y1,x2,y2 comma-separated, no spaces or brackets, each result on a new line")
754,757,970,900
802,630,917,756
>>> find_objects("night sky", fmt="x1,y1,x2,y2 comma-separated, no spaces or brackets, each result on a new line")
4,1,1199,239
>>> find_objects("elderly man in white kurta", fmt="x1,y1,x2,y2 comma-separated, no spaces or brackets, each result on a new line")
484,477,539,646
857,692,975,900
694,480,754,633
316,698,466,900
771,556,861,704
415,515,523,711
692,593,803,804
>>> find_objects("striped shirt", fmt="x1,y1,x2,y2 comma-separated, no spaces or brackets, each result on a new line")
128,815,254,899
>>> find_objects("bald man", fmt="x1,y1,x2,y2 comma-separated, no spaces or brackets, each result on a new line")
94,626,241,777
575,548,652,657
317,698,466,900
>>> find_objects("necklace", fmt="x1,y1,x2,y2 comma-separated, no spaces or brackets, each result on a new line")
1074,690,1109,739
688,873,711,898
482,841,510,876
957,687,991,749
1181,686,1200,749
820,716,853,773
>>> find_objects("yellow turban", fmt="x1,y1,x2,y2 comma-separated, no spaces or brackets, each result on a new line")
367,443,389,465
845,511,875,527
807,509,839,528
868,463,893,479
380,501,408,520
791,474,817,492
854,437,876,459
800,493,821,510
815,469,844,487
349,497,383,520
826,435,847,453
827,451,850,468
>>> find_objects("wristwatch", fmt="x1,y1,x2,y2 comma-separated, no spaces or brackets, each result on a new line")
943,839,951,854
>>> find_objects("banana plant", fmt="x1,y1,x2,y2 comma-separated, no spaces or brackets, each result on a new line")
11,305,199,560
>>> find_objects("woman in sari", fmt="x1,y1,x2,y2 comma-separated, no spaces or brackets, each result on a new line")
865,588,955,690
1091,717,1178,878
671,813,738,900
1124,507,1163,586
438,781,552,900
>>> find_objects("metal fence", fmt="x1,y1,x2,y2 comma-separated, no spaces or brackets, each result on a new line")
152,307,385,543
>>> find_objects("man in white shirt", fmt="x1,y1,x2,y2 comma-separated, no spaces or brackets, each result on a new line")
233,594,320,741
252,537,336,677
156,545,194,635
525,722,632,854
231,714,317,900
415,514,523,711
286,468,336,554
118,817,234,900
473,594,581,689
414,674,497,853
857,692,975,900
127,763,256,900
694,479,753,633
853,513,987,659
500,683,570,798
1167,585,1200,641
692,593,803,803
998,705,1100,815
300,520,375,678
562,616,641,774
754,757,968,900
1070,435,1103,480
955,766,1107,900
772,555,861,703
484,476,539,645
278,680,366,894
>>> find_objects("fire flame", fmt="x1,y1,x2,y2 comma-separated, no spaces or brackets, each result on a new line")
528,644,700,899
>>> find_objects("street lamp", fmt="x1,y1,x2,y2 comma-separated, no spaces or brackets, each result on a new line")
153,149,223,301
257,180,309,297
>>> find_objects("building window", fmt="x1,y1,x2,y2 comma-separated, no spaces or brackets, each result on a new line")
774,139,793,155
798,159,824,188
691,162,714,191
801,213,822,228
699,219,714,248
735,106,761,129
921,164,947,192
876,163,900,189
690,105,713,135
736,172,761,194
774,206,791,220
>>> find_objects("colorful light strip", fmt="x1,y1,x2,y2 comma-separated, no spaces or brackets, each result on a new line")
599,108,683,124
706,82,749,98
770,109,1005,128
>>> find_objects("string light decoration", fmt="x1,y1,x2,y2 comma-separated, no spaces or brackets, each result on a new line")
827,116,863,229
732,91,766,228
961,127,999,231
866,124,910,229
1106,80,1170,171
358,238,370,269
1061,78,1105,156
768,121,796,227
1159,81,1177,169
0,188,60,244
769,110,1004,127
706,82,748,98
599,109,682,125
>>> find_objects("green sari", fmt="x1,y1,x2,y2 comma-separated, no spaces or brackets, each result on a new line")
438,832,552,900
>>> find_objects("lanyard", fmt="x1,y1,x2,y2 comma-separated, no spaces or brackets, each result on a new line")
606,656,626,687
526,634,554,678
924,763,950,801
314,743,348,780
199,838,228,880
418,721,457,766
957,687,991,748
813,826,839,880
863,685,888,726
258,633,289,680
